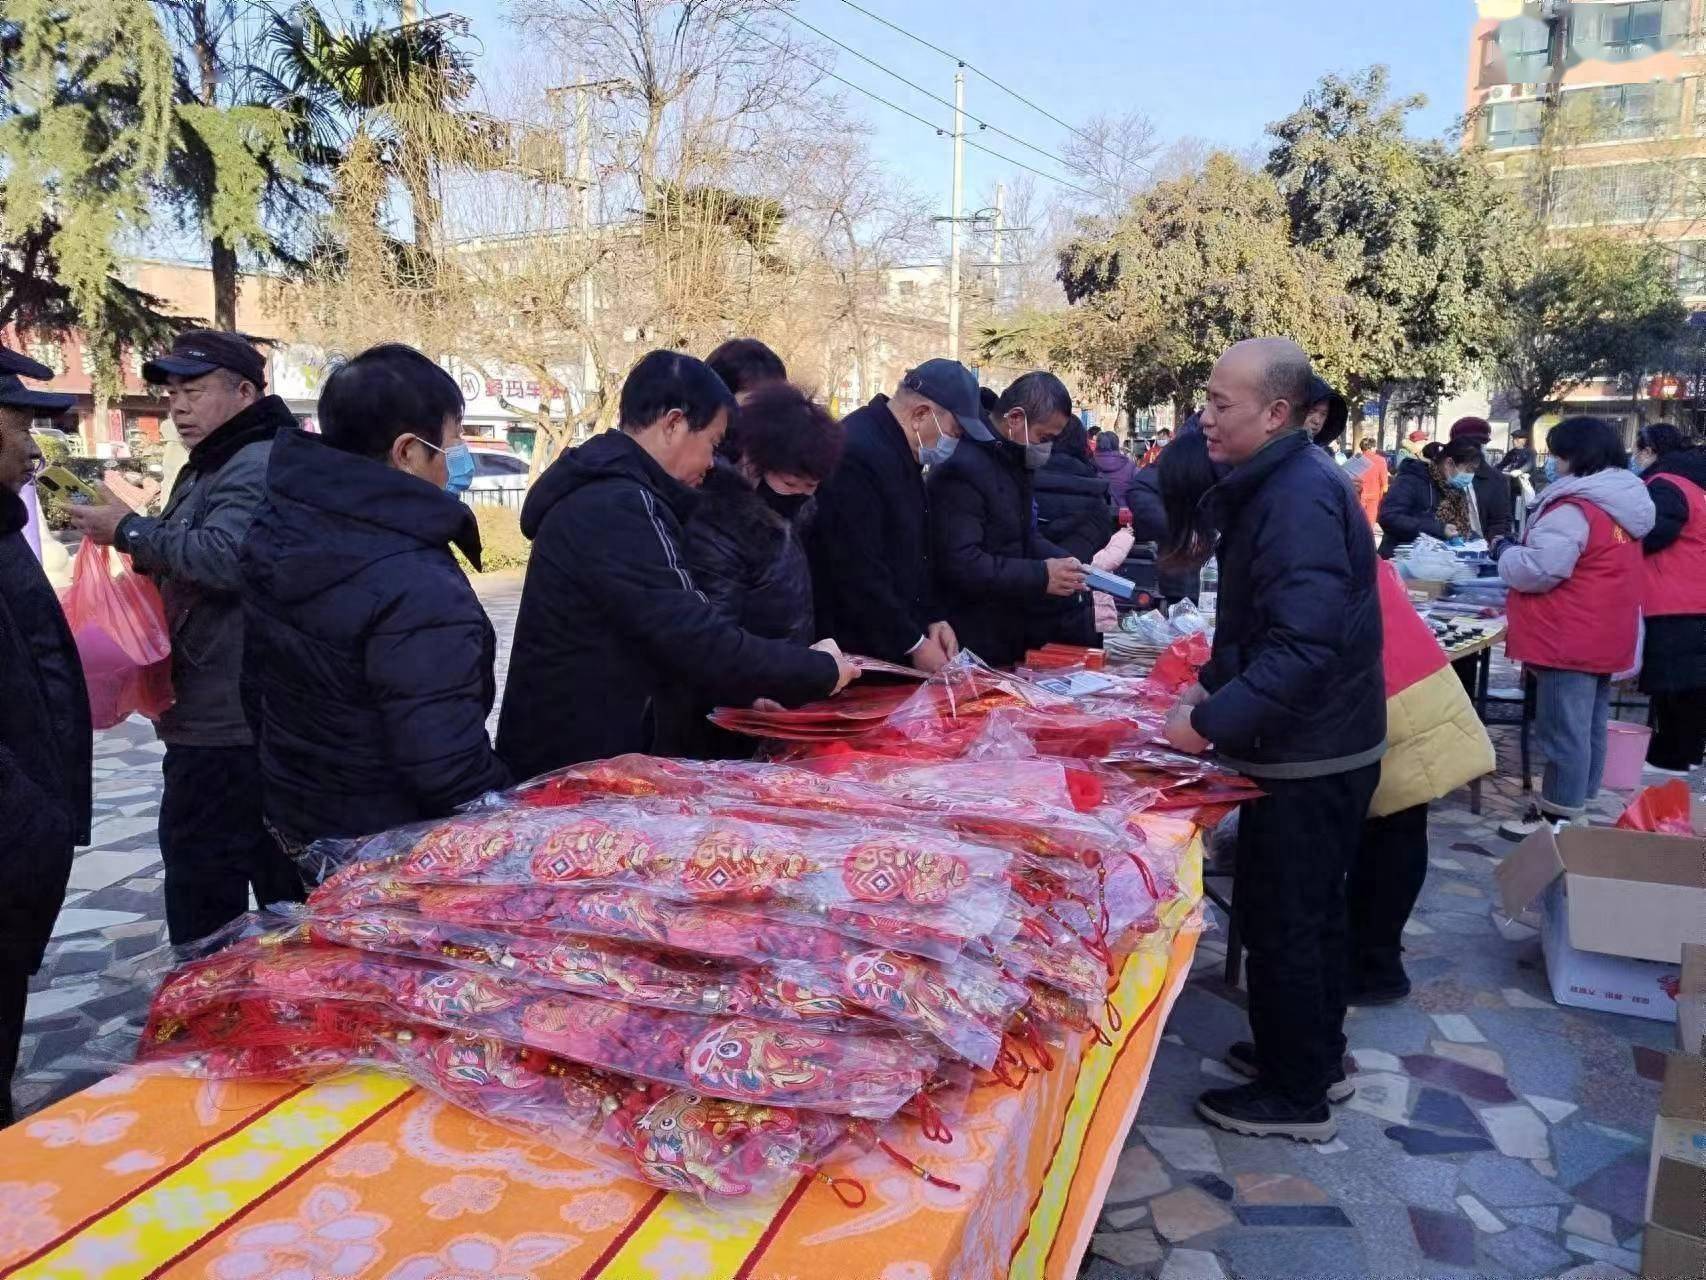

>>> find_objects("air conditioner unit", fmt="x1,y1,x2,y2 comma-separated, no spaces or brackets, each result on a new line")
1488,85,1514,103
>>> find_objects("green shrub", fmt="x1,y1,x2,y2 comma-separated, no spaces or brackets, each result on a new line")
457,501,531,573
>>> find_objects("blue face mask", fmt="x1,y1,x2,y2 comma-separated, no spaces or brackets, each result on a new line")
1544,456,1560,484
918,411,959,467
444,442,476,494
412,434,477,494
1448,472,1475,491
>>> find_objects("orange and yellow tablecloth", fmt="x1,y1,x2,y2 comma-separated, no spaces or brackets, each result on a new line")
0,840,1201,1280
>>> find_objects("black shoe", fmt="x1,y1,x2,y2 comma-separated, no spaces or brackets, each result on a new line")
1196,1082,1338,1143
1347,975,1412,1006
1224,1040,1355,1103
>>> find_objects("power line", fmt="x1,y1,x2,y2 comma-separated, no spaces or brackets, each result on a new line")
725,16,1100,198
829,0,1153,178
779,8,1103,185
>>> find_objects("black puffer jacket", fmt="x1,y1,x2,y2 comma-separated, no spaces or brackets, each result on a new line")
497,430,837,780
1,488,92,973
809,397,939,663
927,433,1069,668
1377,456,1449,556
685,461,815,645
1034,445,1112,563
1471,461,1515,543
1640,446,1706,694
1192,431,1386,779
240,429,510,844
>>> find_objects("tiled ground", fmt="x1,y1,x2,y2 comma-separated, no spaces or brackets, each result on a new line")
16,581,1683,1279
1087,708,1682,1279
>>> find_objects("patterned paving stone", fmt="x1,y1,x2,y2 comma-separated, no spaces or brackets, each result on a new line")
1407,1206,1476,1267
1431,1041,1506,1075
1400,1053,1519,1103
1384,1125,1496,1157
1411,1088,1486,1136
1149,1186,1235,1241
1481,1224,1576,1277
1231,1174,1329,1206
1569,1153,1650,1224
1458,1153,1574,1208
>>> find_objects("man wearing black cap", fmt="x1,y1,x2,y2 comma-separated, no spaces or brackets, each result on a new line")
1445,416,1514,542
67,329,304,944
809,359,973,671
0,358,91,1124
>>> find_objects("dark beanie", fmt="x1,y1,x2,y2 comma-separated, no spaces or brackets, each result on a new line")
1449,416,1492,444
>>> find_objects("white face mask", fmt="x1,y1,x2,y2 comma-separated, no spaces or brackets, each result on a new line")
1018,414,1052,470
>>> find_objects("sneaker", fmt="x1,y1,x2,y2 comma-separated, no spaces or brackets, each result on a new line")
1224,1040,1355,1103
1347,975,1412,1007
1196,1082,1338,1143
1644,764,1693,779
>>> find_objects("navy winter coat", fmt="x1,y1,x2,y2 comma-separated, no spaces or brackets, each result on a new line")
809,397,940,664
1192,431,1386,779
497,430,836,780
928,433,1071,668
240,428,510,844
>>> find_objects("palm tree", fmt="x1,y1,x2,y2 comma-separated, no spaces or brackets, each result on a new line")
254,3,474,257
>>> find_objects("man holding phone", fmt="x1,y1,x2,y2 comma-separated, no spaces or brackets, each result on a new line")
67,331,304,944
0,354,91,1124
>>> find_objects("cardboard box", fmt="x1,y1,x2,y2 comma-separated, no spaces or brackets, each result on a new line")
1648,1158,1706,1237
1643,1223,1706,1279
1646,1054,1706,1222
1497,822,1706,1022
1678,943,1706,1057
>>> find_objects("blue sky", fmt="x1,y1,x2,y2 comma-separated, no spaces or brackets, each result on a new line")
449,0,1477,213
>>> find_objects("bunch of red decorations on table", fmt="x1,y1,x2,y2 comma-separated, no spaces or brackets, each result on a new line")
136,655,1222,1205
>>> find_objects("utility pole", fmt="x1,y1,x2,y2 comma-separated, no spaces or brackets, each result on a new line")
990,182,1005,313
947,66,965,360
574,87,597,419
400,0,417,23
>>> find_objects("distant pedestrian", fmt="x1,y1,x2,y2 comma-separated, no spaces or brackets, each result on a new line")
1445,416,1514,542
1495,418,1655,838
1633,425,1706,777
1092,430,1137,509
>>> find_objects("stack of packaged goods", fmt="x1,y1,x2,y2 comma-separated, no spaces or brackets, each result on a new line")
134,650,1227,1207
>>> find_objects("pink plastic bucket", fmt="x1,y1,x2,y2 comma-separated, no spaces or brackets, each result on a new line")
1603,720,1653,791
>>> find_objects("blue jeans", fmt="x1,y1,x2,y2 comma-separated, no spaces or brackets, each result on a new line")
1532,668,1611,817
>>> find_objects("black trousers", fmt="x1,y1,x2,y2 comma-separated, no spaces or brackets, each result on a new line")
0,944,28,1127
160,744,305,946
1235,763,1381,1106
1345,802,1430,990
1647,689,1706,772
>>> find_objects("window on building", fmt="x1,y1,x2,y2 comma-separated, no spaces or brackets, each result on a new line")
1498,15,1554,82
1673,242,1706,297
1550,163,1672,224
897,279,919,298
1560,81,1681,140
1487,99,1545,149
1572,0,1686,62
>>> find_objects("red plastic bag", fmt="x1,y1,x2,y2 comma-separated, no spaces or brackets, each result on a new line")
1614,780,1695,835
58,540,173,729
1147,632,1212,695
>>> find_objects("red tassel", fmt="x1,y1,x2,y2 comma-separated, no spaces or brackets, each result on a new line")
913,1093,954,1145
1104,997,1124,1033
876,1139,962,1192
1127,851,1161,900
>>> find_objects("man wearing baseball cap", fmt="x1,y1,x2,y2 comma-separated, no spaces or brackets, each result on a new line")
808,358,980,672
67,329,304,944
1444,416,1513,542
0,357,90,1124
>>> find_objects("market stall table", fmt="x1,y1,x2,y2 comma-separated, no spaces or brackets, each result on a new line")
0,837,1202,1280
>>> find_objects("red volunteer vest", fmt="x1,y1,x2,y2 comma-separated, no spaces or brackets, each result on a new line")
1644,473,1706,618
1507,497,1643,674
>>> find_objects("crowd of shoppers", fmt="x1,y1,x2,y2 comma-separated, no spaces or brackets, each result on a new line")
8,311,1706,1144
